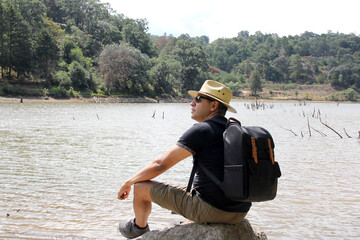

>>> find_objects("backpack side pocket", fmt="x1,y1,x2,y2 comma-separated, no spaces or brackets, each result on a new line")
223,164,248,201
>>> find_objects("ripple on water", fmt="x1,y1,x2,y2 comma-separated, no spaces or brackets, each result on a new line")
1,102,359,239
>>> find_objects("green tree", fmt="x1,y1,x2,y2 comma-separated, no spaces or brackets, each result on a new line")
265,65,283,82
272,55,288,80
250,70,262,96
252,49,270,77
53,70,70,88
222,72,242,96
344,88,358,101
236,59,254,78
311,38,329,57
93,19,121,47
43,0,63,23
0,1,6,79
17,0,46,34
69,47,93,69
98,43,150,94
205,38,243,72
122,18,157,57
57,0,87,28
288,54,305,83
33,28,59,85
68,61,89,90
150,59,174,95
55,0,111,36
82,0,112,35
171,39,208,93
5,4,32,79
329,63,360,90
193,35,209,46
61,39,77,64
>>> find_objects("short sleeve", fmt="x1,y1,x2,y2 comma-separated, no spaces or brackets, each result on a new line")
177,123,207,155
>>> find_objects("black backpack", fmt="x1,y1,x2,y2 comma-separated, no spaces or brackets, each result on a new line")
186,117,281,202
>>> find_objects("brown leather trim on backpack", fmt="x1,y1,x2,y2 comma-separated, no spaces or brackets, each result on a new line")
251,137,258,164
267,139,275,165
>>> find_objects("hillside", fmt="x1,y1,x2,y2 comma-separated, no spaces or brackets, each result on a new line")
0,0,359,101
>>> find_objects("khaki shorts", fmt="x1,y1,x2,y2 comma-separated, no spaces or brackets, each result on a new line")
150,182,247,224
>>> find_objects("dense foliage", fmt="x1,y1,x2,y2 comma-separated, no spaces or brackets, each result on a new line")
0,0,359,100
206,31,360,95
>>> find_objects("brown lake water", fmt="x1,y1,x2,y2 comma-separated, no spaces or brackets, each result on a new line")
0,101,359,239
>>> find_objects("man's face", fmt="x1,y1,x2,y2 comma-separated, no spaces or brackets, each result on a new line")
190,96,214,122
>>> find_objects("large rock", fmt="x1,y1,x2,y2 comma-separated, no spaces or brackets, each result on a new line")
138,219,267,240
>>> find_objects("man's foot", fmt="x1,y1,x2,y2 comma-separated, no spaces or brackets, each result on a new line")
118,218,150,239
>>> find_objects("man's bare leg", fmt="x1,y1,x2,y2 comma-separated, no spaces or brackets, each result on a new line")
133,180,155,228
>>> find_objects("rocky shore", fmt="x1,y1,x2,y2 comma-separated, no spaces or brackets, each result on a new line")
138,219,267,240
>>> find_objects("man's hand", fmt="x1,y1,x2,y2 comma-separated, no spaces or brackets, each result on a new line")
118,183,131,200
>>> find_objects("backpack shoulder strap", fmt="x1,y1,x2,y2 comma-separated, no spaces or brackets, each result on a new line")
186,161,197,192
186,116,236,193
228,117,241,125
198,161,223,188
186,160,224,192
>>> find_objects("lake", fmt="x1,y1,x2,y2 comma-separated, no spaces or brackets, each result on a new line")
0,100,359,239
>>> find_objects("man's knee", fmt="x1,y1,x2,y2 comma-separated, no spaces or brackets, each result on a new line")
134,181,156,201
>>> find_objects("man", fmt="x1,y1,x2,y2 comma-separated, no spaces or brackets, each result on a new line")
117,80,251,239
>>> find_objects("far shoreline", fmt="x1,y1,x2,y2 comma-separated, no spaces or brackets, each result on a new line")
0,96,358,104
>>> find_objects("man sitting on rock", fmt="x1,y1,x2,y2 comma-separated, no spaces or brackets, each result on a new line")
117,80,251,239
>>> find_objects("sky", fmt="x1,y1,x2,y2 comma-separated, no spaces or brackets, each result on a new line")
101,0,359,42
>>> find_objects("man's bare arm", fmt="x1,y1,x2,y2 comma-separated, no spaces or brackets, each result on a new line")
118,145,192,200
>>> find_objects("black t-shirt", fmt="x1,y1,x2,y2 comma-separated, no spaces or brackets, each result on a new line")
177,116,251,212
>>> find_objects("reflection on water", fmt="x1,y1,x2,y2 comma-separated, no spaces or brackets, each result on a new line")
0,101,359,239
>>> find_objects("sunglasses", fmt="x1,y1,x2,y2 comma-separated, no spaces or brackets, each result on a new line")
194,95,214,103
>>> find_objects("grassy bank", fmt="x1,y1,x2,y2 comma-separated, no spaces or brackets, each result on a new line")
0,83,358,103
238,83,358,102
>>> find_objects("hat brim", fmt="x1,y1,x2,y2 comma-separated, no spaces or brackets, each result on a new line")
188,90,237,113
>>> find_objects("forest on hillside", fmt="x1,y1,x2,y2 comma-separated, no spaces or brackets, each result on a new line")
0,0,359,101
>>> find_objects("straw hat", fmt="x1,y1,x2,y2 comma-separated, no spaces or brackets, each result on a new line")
188,80,237,113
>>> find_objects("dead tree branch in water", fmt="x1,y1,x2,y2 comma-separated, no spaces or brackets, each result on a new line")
317,109,321,118
307,118,311,137
343,128,352,138
280,126,298,136
310,127,327,136
319,117,343,138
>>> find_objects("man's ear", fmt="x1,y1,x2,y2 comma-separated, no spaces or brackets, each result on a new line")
210,101,219,112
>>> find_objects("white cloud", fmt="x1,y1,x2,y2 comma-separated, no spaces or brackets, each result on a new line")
102,0,359,41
